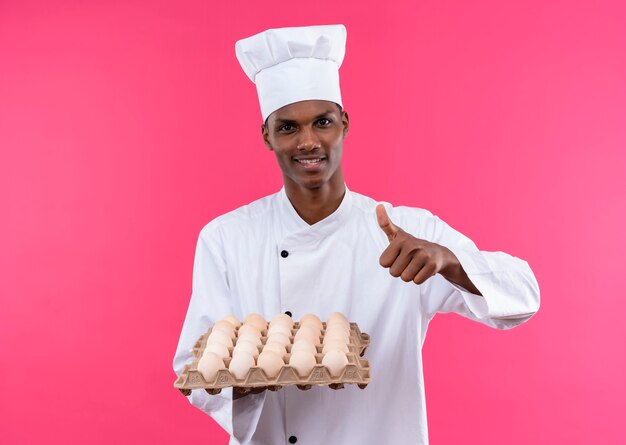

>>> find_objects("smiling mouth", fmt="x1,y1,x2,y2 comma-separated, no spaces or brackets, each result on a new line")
294,156,327,165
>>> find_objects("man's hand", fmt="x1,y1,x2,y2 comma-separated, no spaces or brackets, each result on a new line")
376,204,455,284
376,204,482,295
233,386,268,400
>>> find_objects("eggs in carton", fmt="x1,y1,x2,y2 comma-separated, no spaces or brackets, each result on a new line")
175,312,371,395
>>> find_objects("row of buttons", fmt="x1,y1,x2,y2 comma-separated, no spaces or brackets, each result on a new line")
281,249,296,444
281,252,292,321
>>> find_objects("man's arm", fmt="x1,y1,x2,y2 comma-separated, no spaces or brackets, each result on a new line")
376,203,539,328
173,223,266,441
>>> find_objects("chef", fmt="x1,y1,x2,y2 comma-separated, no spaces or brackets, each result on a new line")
173,24,540,445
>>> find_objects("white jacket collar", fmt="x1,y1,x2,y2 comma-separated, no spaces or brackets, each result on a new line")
277,185,353,243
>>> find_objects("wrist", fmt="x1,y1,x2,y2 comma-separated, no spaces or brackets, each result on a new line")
438,248,483,296
439,247,461,279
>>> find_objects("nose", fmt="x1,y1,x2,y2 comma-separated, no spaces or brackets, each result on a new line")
296,126,321,151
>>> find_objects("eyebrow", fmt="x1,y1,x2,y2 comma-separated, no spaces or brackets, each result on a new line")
273,110,336,125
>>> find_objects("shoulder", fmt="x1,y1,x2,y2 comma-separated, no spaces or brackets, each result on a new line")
198,191,279,242
349,190,452,243
350,190,435,223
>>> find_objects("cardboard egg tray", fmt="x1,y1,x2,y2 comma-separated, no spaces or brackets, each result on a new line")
175,322,371,396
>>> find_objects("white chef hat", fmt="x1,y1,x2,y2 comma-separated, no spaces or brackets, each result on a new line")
235,24,346,121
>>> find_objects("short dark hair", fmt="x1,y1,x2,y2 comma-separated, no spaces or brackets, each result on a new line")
263,102,344,127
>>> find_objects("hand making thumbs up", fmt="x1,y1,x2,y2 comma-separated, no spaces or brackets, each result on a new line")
376,204,457,285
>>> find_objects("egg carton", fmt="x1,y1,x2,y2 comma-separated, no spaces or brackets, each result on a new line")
191,322,369,358
175,322,371,396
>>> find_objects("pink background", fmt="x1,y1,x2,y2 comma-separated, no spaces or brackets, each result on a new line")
1,0,625,443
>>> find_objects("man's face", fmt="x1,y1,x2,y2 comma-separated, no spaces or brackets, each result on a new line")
262,100,349,191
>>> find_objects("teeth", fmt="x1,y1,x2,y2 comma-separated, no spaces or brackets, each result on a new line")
299,158,323,164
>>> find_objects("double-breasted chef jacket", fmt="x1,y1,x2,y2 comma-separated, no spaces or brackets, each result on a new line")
173,186,540,445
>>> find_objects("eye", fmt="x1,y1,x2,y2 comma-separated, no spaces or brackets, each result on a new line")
316,118,332,127
278,123,295,133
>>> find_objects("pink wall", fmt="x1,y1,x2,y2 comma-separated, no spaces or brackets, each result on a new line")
1,0,625,443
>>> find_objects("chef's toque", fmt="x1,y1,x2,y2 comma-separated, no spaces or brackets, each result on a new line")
235,24,346,121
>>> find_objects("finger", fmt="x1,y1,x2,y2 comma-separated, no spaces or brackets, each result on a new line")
376,204,399,241
379,242,402,268
389,249,414,278
413,262,438,285
400,256,425,282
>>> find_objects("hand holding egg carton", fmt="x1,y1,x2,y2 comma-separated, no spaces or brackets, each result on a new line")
175,312,371,395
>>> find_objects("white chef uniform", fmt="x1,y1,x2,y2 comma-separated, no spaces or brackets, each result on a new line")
173,187,540,444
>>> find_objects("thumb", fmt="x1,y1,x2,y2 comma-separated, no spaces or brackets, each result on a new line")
376,204,399,241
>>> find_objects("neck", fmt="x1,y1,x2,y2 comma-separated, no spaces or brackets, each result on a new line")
283,172,346,225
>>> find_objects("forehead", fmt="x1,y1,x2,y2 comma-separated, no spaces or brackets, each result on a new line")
268,100,340,123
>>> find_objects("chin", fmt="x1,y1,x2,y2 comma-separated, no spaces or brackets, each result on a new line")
299,179,325,190
289,172,326,190
285,169,339,191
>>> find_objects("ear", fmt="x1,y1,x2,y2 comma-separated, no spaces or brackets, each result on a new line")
341,111,350,137
261,123,273,151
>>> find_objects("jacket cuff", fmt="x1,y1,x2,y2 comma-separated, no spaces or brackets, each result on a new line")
446,248,536,321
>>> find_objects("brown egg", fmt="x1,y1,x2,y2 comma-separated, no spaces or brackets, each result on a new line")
244,313,267,332
288,351,317,378
324,325,350,338
267,331,291,348
212,321,237,340
208,329,234,348
270,313,293,328
223,315,242,328
238,323,262,338
268,323,292,337
237,332,262,347
322,350,349,377
294,325,321,345
326,320,350,334
263,341,287,358
229,351,255,380
204,342,230,360
197,352,224,383
299,314,323,331
257,350,284,379
327,312,348,324
323,330,350,345
322,340,349,354
233,340,260,359
291,340,317,356
303,323,323,337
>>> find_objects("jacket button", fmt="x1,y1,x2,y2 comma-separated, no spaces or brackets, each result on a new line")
288,436,297,444
280,250,289,258
284,311,292,317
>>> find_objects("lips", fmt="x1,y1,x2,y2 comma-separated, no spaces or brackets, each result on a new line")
294,155,327,164
298,158,324,164
293,155,327,170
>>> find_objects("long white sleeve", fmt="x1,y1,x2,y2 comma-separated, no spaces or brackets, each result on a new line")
173,223,266,443
392,207,540,329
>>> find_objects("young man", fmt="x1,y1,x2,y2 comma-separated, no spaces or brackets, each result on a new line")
174,25,540,445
